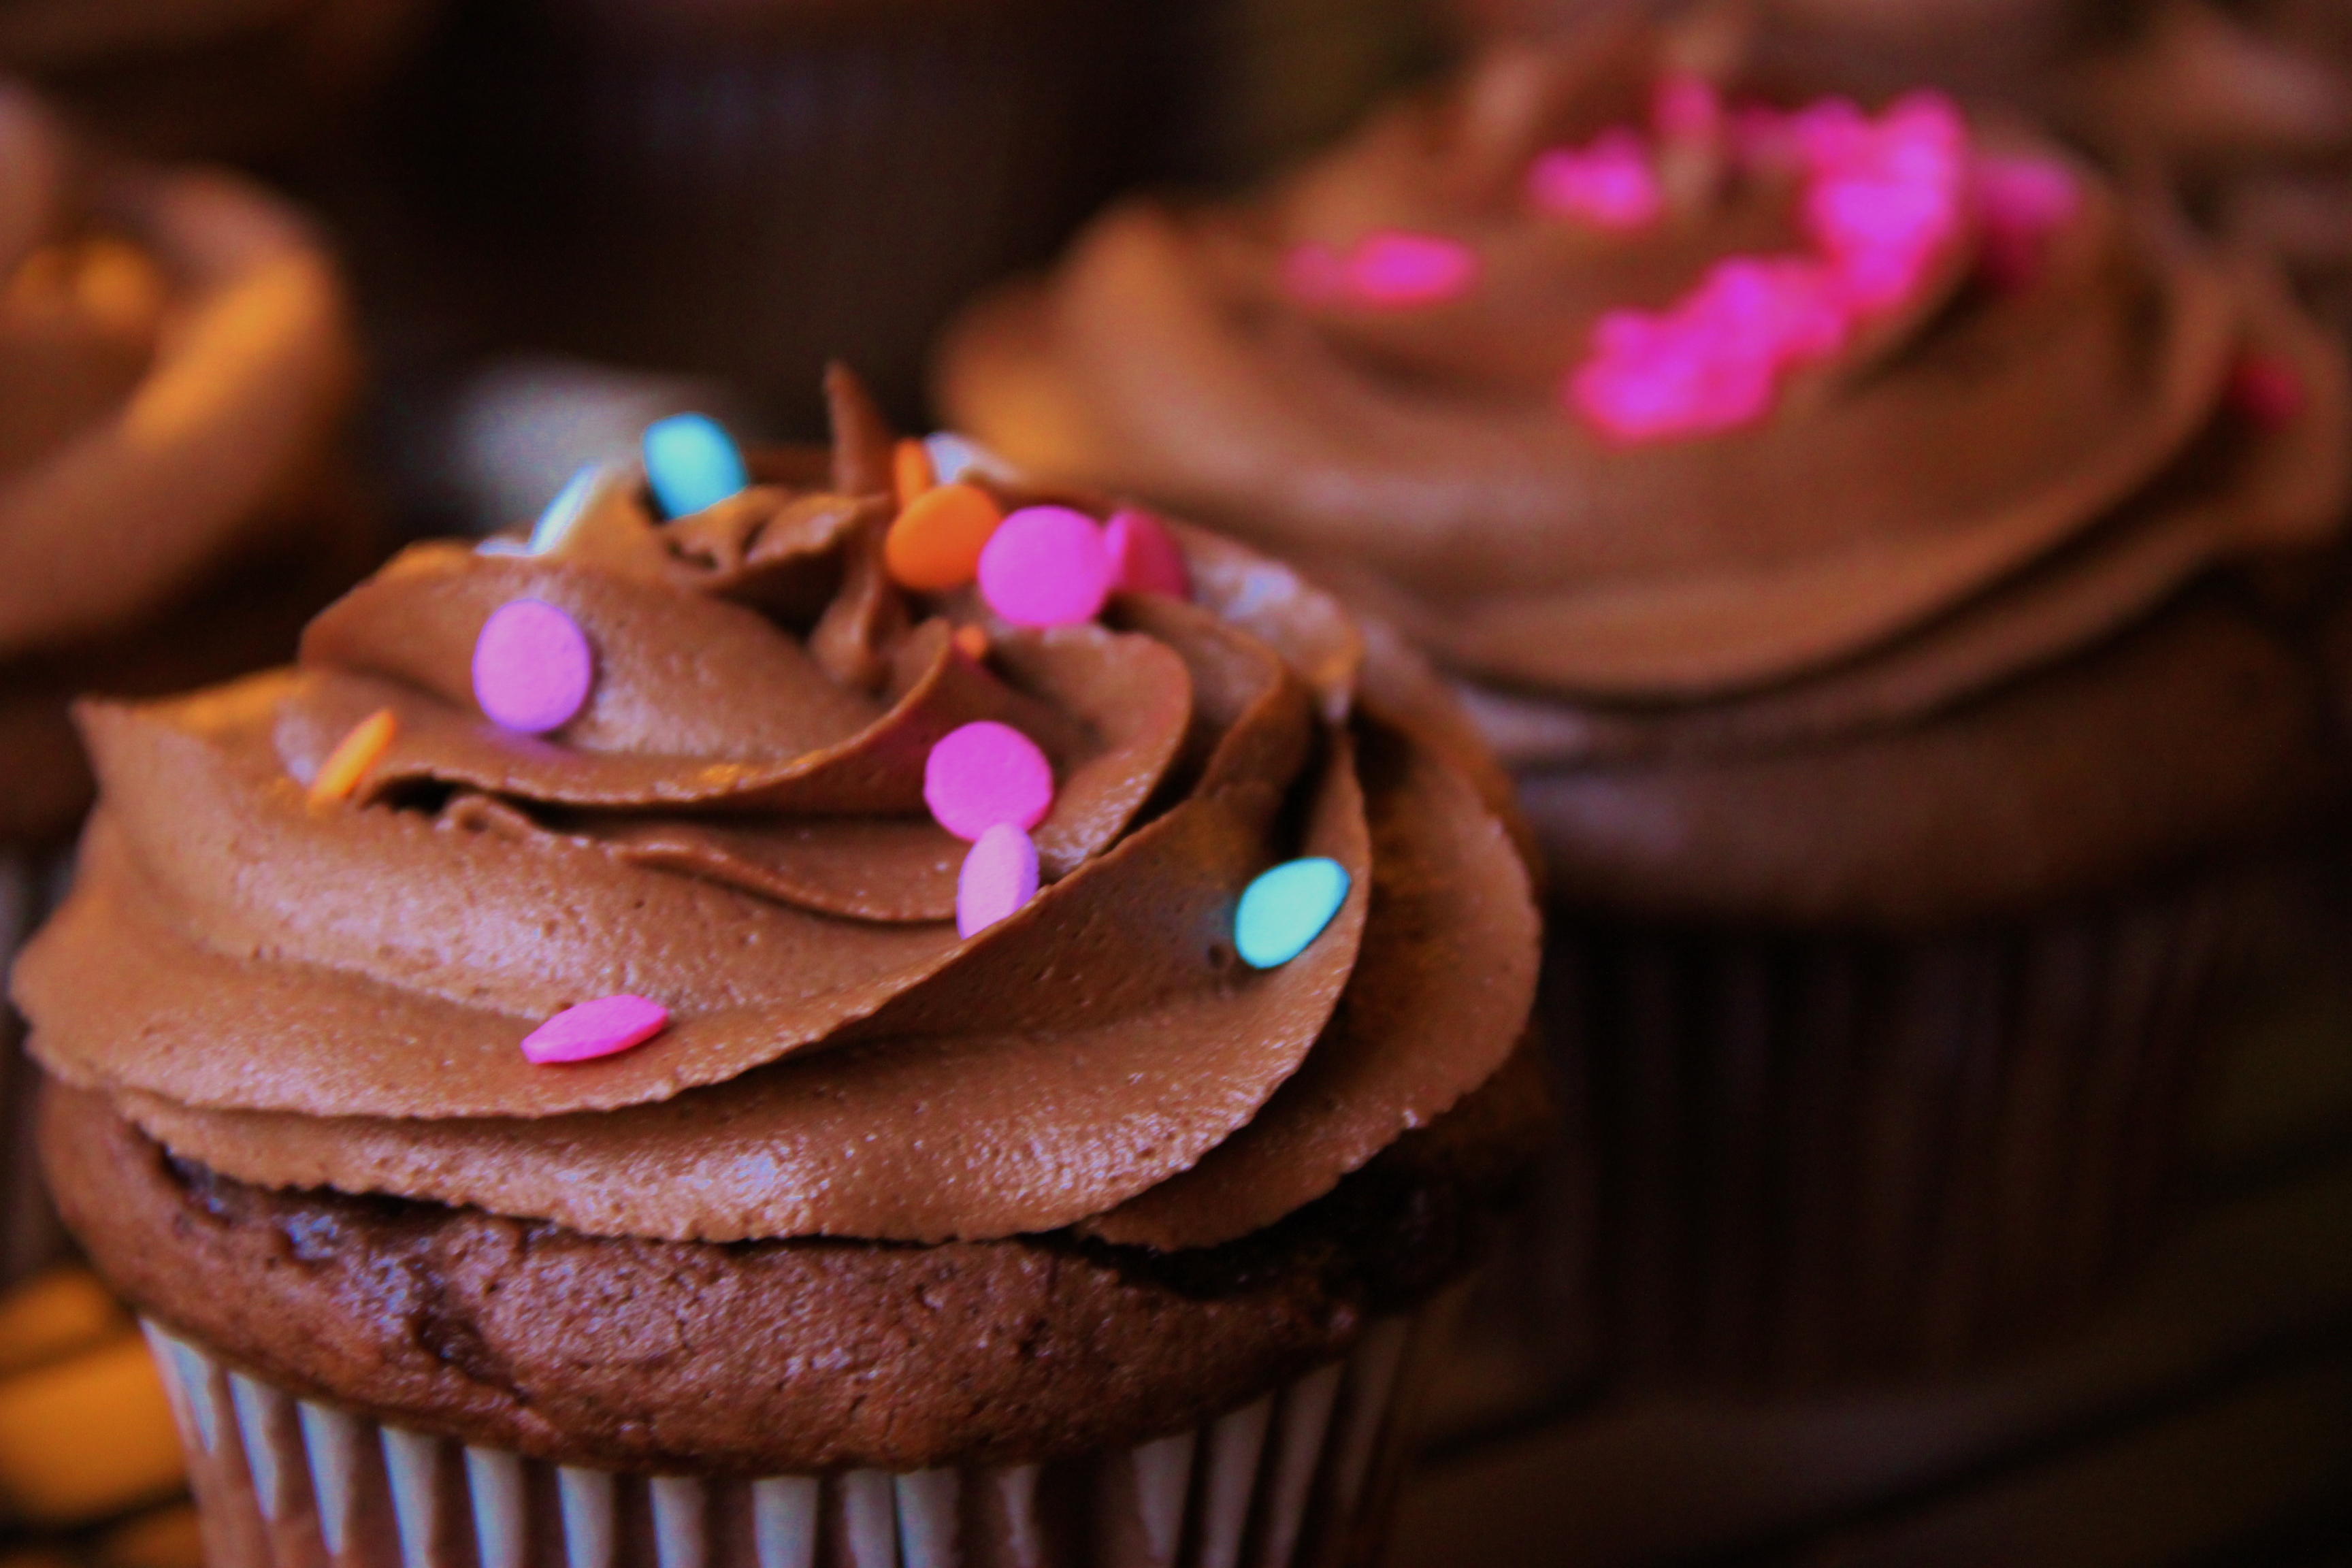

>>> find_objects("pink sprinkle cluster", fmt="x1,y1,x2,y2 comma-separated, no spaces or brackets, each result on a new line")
1974,154,2083,291
1529,128,1663,230
1564,90,2074,443
1284,230,1480,310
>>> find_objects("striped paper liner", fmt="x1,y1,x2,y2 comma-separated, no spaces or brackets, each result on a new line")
1,848,69,1292
1533,862,2295,1390
140,1300,1454,1568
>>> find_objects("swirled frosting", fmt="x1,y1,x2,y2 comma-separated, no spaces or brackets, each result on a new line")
0,82,368,843
16,372,1541,1254
938,21,2352,923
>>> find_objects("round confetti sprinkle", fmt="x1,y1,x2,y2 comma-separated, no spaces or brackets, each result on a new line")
1106,509,1190,598
894,438,936,506
1236,858,1351,970
952,624,992,662
978,506,1112,628
885,483,1002,591
1345,231,1479,307
521,995,670,1065
474,599,595,735
307,708,397,808
958,823,1039,938
925,720,1054,840
643,412,749,519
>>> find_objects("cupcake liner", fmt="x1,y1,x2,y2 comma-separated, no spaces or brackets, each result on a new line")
0,849,69,1292
139,1298,1454,1568
1529,863,2298,1390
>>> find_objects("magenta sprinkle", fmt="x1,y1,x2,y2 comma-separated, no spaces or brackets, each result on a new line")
1974,154,2082,290
925,720,1054,841
957,823,1039,938
1285,231,1478,310
2229,353,2307,429
1105,508,1190,598
1529,128,1663,230
521,994,670,1065
473,599,594,735
978,505,1113,627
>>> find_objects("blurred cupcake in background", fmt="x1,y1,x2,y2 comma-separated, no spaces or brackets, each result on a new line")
938,16,2352,1388
0,0,444,167
0,82,376,1292
388,0,1193,440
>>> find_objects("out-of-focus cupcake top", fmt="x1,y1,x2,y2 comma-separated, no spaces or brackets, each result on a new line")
0,82,364,845
17,370,1541,1255
939,18,2349,710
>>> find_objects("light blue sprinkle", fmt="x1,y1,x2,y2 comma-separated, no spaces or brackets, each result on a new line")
1236,858,1350,970
525,462,617,555
924,431,1013,486
644,412,749,519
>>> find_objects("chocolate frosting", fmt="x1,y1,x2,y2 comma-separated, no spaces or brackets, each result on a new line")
17,373,1541,1254
937,21,2352,926
0,82,368,844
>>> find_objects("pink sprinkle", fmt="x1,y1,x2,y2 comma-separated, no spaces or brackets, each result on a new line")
925,720,1054,841
2229,353,2306,428
1347,231,1480,306
1653,73,1724,146
1529,129,1663,230
978,505,1113,627
1801,92,1968,313
1974,154,2081,290
1105,508,1190,598
521,994,669,1065
474,599,594,735
957,823,1039,938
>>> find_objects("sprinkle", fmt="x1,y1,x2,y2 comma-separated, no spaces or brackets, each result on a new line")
1236,858,1351,970
978,505,1113,627
1529,128,1663,230
1284,231,1480,310
924,431,1013,485
521,995,670,1065
1105,508,1190,598
1974,154,2081,291
2229,352,2306,428
307,708,397,808
885,482,1003,591
1652,72,1724,146
474,599,595,735
953,624,992,662
957,823,1039,938
524,463,619,555
894,438,936,506
642,413,749,519
925,720,1054,840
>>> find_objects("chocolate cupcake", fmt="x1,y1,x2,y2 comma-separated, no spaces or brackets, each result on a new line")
935,22,2352,1386
0,83,374,1291
21,369,1544,1567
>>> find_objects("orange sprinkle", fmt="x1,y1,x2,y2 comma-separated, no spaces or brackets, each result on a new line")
952,624,991,662
885,482,1002,591
893,438,936,506
308,708,397,808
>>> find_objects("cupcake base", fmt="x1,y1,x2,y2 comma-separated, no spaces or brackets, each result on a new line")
141,1301,1455,1568
1541,860,2301,1391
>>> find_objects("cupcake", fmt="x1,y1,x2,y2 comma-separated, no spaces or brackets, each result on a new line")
0,84,373,1290
0,0,443,166
935,21,2352,1386
396,0,1190,436
22,367,1545,1567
